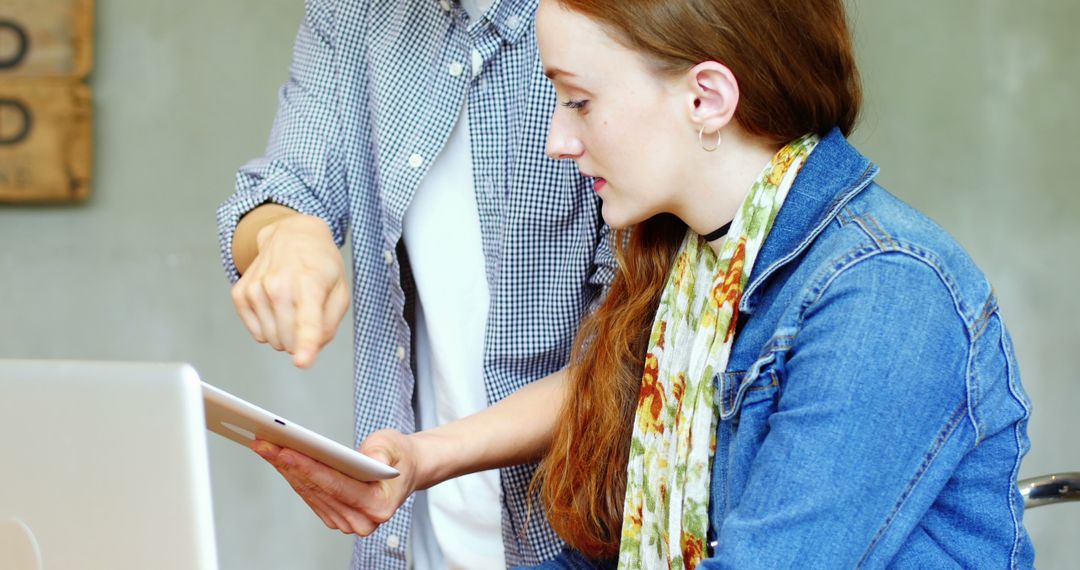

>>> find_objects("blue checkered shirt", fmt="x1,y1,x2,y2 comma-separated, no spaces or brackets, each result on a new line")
216,0,615,567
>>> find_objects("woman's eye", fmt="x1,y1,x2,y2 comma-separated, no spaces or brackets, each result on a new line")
561,99,589,111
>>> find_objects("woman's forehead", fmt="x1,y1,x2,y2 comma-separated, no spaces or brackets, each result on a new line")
536,2,645,78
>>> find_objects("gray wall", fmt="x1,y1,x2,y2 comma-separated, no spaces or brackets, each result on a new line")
0,0,1075,568
1,1,355,568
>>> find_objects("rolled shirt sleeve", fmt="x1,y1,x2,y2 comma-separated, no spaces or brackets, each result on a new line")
216,0,349,283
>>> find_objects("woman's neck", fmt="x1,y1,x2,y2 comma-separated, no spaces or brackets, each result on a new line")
672,128,782,257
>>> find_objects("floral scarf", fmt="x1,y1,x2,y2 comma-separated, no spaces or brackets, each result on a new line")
617,134,819,569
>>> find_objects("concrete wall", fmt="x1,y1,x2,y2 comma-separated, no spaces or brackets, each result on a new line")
0,0,1075,568
0,1,355,568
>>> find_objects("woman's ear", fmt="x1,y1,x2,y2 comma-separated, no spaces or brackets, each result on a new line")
685,61,739,134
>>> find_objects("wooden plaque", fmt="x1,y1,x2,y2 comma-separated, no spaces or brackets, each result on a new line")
0,0,93,203
0,80,91,202
0,0,93,78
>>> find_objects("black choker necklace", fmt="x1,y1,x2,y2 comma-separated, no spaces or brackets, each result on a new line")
702,221,732,242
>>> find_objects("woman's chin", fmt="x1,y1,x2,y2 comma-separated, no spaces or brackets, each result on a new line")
600,204,647,231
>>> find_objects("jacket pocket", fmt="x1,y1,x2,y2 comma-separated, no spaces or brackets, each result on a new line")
718,357,781,422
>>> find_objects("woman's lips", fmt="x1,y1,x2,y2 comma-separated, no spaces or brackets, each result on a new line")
593,178,607,192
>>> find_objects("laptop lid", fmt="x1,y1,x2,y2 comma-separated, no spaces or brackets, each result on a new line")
0,360,218,570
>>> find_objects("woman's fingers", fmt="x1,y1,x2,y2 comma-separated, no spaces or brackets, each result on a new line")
318,491,378,536
297,488,351,531
252,441,389,536
277,448,379,508
253,442,350,530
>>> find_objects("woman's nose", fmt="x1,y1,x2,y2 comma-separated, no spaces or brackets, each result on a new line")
545,113,585,160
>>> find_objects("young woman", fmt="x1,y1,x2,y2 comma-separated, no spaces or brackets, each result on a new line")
253,0,1035,567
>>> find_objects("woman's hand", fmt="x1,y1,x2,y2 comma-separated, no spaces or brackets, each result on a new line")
251,371,570,535
230,205,349,369
251,429,419,536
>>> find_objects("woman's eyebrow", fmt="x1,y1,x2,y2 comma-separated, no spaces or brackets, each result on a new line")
543,66,578,80
544,67,595,96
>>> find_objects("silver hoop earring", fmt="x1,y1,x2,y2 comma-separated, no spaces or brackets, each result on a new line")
698,126,721,152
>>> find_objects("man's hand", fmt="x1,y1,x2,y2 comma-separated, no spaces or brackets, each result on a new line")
230,207,349,368
251,430,420,536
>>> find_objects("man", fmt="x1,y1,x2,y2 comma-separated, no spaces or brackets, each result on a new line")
216,1,614,568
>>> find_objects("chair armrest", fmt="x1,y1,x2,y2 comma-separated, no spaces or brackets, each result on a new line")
1020,472,1080,508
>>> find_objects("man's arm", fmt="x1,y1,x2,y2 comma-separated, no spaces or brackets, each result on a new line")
217,0,350,282
232,204,301,274
218,0,357,368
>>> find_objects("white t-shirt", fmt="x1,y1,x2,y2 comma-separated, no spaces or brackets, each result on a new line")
402,3,501,565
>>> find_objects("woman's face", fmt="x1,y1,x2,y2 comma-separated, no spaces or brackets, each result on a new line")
536,0,694,230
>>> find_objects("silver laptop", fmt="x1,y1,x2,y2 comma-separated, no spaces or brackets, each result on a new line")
0,360,218,570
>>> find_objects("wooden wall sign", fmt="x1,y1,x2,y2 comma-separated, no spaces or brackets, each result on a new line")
0,0,93,203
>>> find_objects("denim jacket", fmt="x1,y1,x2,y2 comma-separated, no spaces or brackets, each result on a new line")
531,129,1035,570
701,128,1034,569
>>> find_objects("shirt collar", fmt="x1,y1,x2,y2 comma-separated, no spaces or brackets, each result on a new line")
441,0,537,44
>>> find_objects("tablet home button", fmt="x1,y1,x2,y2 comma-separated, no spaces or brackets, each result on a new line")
0,517,42,570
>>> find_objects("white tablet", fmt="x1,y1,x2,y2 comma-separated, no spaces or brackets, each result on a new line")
202,382,399,481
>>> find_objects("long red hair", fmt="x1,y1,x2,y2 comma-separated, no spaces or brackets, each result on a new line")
532,0,862,559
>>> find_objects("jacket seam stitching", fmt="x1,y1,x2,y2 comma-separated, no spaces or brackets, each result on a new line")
742,164,878,310
864,212,899,250
971,292,998,342
1002,330,1031,569
856,401,969,568
1008,421,1025,569
836,207,855,227
797,248,966,332
849,213,888,250
965,321,981,443
795,246,981,441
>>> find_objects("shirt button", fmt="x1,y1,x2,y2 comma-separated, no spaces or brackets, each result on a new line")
396,346,406,361
438,0,451,12
386,534,401,549
408,153,424,169
448,61,465,77
383,250,394,266
506,15,522,30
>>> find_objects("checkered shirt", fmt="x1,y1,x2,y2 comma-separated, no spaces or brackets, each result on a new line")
215,0,615,568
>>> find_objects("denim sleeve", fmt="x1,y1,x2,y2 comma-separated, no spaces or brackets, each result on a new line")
215,0,350,283
703,252,977,569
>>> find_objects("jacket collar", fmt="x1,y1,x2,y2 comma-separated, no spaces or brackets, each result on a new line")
740,128,880,313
